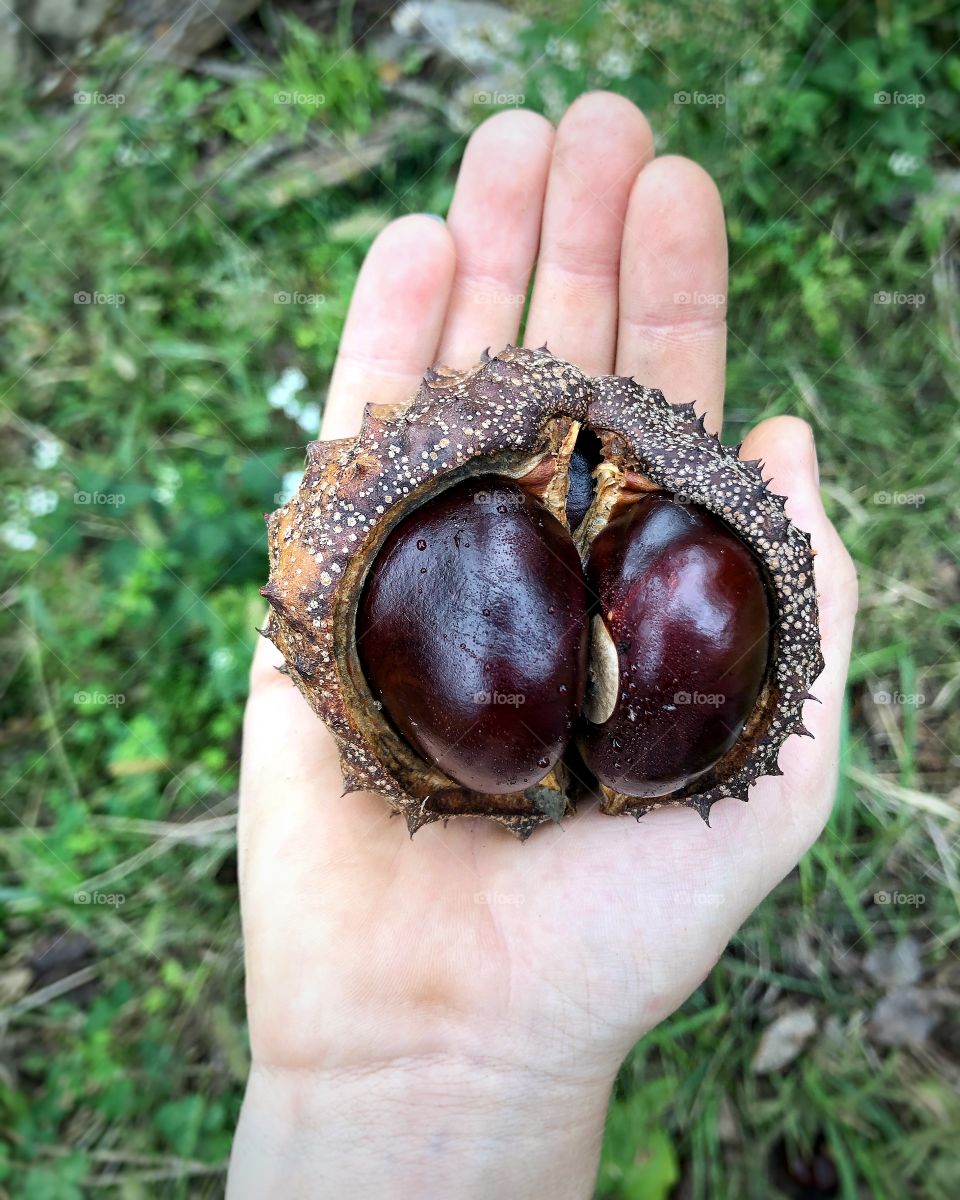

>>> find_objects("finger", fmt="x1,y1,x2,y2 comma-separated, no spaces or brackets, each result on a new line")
322,213,456,438
436,110,554,368
616,156,727,433
254,215,455,703
241,216,456,860
524,92,654,376
715,416,857,887
741,416,859,706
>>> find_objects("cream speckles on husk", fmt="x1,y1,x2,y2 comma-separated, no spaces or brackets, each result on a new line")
261,345,824,839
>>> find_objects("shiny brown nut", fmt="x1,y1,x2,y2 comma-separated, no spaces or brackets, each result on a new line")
358,476,589,794
580,493,770,799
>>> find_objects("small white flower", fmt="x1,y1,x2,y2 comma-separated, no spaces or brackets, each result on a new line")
598,47,633,79
268,383,289,409
548,37,580,70
2,521,37,551
546,36,579,69
392,1,424,38
33,436,62,470
268,366,308,411
296,402,321,434
278,470,302,504
24,486,59,516
540,76,569,122
889,151,920,177
153,463,182,506
282,366,307,392
489,21,516,50
450,29,480,61
115,144,146,167
210,647,234,672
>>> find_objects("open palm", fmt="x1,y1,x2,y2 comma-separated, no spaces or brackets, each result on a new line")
237,93,857,1094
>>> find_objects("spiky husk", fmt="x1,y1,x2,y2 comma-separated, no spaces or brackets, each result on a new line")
262,345,824,838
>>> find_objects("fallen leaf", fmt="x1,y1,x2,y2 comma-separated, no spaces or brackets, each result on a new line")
751,1007,818,1074
0,966,32,1006
864,936,923,988
869,986,938,1048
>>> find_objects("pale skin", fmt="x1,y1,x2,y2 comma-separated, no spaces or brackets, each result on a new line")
228,93,858,1198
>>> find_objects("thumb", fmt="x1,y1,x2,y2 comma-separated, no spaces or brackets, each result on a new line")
738,415,858,832
742,414,820,527
739,415,857,637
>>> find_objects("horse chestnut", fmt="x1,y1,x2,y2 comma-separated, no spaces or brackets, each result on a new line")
580,493,770,799
357,476,589,793
262,345,823,837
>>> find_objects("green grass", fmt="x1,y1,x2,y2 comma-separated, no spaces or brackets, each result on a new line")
2,2,958,1196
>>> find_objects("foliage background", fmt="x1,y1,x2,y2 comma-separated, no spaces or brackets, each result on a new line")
1,1,957,1196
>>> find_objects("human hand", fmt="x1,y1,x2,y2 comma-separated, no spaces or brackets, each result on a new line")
228,92,857,1199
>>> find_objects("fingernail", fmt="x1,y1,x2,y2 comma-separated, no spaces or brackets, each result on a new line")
419,213,446,224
